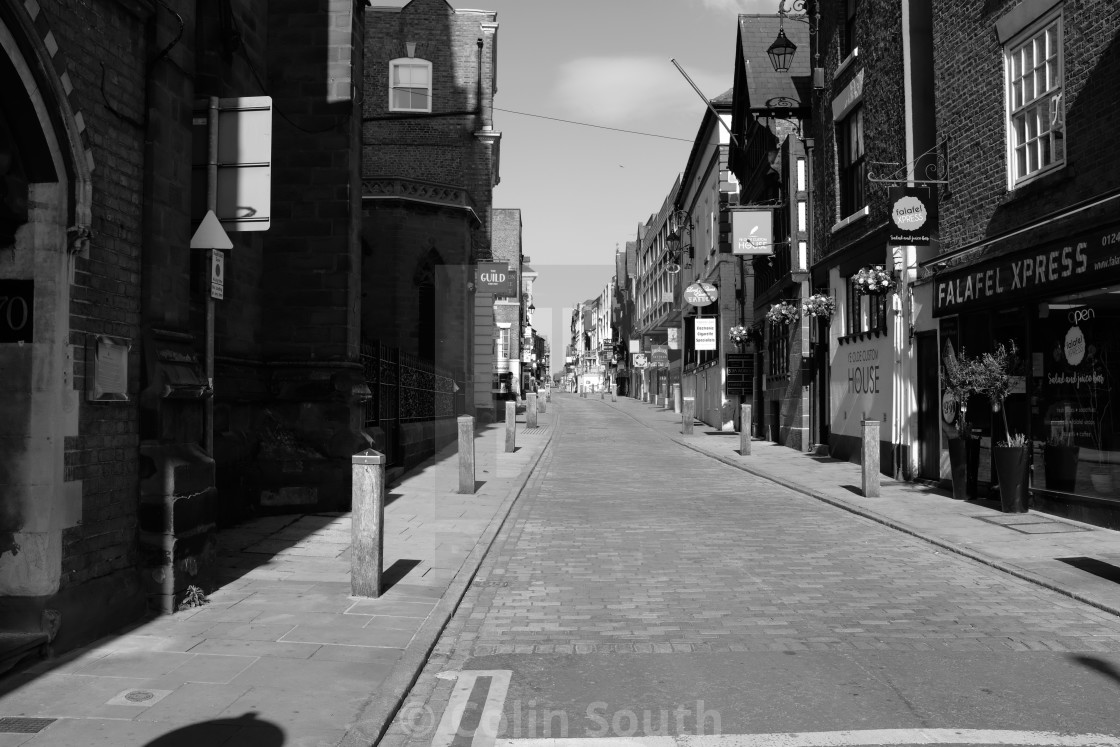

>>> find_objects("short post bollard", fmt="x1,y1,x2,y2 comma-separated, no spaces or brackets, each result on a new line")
682,397,695,435
861,420,880,497
611,391,616,402
539,396,546,413
458,415,475,494
673,384,682,414
600,390,604,400
505,401,516,453
527,393,538,428
351,449,385,598
546,388,552,403
740,404,752,456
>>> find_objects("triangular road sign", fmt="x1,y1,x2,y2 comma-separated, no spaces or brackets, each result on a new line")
190,210,234,250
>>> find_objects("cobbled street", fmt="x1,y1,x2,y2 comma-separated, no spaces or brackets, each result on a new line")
383,395,1120,746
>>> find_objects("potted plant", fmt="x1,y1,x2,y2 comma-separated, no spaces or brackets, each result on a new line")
802,293,836,321
941,342,980,500
766,301,799,326
973,341,1029,513
853,265,897,296
728,325,751,347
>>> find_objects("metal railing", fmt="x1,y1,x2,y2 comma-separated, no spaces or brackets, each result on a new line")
360,339,464,467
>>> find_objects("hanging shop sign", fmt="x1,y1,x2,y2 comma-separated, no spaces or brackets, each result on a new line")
933,224,1120,316
651,344,669,367
684,282,719,306
632,353,649,369
887,186,935,246
629,338,640,353
475,262,517,295
731,208,774,255
667,327,679,350
694,318,717,350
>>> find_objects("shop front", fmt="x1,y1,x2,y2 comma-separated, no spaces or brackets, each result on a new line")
932,222,1120,527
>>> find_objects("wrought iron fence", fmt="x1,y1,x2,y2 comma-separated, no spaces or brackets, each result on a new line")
360,339,465,467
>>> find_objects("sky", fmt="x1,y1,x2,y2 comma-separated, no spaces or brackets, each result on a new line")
469,0,775,374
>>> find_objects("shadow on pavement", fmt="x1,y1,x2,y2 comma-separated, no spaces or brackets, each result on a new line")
382,558,423,591
1068,655,1120,688
142,712,284,746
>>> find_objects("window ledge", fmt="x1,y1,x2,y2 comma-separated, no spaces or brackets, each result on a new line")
836,47,859,77
838,328,888,344
830,206,870,234
1007,162,1073,199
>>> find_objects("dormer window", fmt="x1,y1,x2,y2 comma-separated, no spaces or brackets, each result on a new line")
389,58,432,112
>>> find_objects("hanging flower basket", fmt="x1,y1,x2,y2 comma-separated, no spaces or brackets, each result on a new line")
728,325,751,345
766,301,799,326
801,293,836,320
853,265,897,296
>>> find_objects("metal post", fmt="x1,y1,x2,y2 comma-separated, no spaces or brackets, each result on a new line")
527,393,538,428
674,383,682,414
351,449,385,597
204,96,219,457
740,404,752,456
458,415,475,494
504,401,516,453
861,420,881,497
682,397,695,436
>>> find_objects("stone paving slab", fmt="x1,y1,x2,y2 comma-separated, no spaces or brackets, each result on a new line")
607,395,1120,618
0,407,557,747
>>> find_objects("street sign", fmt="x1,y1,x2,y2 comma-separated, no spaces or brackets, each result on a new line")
684,282,718,306
632,353,648,368
211,250,225,300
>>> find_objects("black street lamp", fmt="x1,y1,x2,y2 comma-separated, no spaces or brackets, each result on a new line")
665,210,694,275
766,0,820,79
767,27,797,73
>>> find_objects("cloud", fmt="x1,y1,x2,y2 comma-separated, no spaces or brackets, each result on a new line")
552,56,727,128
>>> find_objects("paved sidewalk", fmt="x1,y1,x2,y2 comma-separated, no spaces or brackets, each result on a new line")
608,394,1120,619
0,403,556,747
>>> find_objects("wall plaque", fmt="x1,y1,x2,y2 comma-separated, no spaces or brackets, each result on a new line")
87,335,131,402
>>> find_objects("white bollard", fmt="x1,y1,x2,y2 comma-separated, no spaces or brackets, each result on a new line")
458,415,476,494
682,397,695,435
351,449,385,597
505,401,516,453
527,393,538,428
861,420,880,497
740,404,752,456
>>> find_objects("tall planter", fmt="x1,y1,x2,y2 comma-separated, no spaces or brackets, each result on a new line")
993,445,1029,513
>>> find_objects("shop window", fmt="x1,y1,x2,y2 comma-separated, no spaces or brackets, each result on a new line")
390,58,432,112
845,276,887,336
837,106,866,218
768,323,790,376
1005,13,1064,187
843,0,860,59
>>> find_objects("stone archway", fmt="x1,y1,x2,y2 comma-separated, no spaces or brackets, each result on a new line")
0,6,94,618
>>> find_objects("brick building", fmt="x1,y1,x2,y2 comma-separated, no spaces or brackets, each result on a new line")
489,207,522,410
915,0,1120,525
362,0,500,436
1,0,370,662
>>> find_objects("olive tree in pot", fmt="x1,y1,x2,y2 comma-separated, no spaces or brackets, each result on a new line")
942,344,980,500
973,341,1029,513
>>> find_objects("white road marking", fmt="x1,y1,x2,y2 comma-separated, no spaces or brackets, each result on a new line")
496,731,1120,747
431,669,513,747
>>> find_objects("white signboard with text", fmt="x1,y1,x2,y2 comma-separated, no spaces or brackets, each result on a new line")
830,333,894,442
695,318,717,351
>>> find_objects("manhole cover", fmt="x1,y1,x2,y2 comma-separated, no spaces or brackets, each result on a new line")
106,688,173,707
0,717,55,734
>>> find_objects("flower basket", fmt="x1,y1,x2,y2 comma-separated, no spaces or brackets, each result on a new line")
801,293,836,320
766,301,799,326
728,325,751,346
853,266,897,296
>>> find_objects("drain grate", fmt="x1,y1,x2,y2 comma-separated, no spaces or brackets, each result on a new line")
0,717,56,734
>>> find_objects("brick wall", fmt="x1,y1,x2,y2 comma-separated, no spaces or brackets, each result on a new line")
933,0,1120,252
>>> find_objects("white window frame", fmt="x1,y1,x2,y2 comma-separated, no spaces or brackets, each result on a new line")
389,58,432,113
1004,10,1064,188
